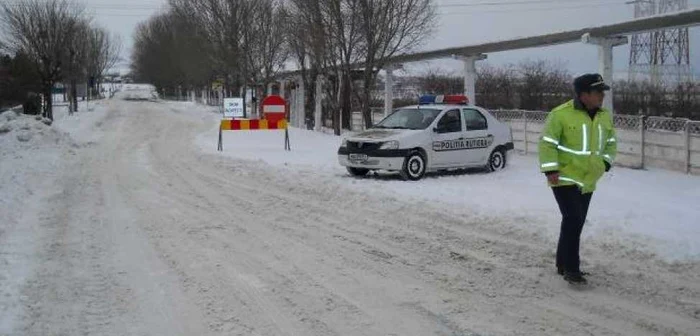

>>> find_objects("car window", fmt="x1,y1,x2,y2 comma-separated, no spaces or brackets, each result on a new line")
462,108,488,131
437,109,462,133
374,108,442,130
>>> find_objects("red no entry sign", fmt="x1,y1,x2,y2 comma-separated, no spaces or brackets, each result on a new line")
261,95,287,123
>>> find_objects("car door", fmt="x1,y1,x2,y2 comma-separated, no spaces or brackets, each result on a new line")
430,109,465,167
461,108,493,164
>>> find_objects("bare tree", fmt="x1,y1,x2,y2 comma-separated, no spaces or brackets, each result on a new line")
0,0,86,120
418,67,463,95
168,0,267,109
324,0,364,134
285,0,435,132
287,0,355,133
132,13,184,97
131,10,210,99
671,82,699,119
356,0,437,129
86,26,122,99
63,19,90,113
615,80,700,118
517,60,571,111
286,0,327,128
251,0,289,100
479,64,519,109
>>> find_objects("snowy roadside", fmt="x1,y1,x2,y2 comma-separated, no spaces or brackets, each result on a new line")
184,101,700,262
0,100,110,334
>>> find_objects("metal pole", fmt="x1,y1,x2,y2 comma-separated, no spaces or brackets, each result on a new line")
684,120,691,174
640,115,646,169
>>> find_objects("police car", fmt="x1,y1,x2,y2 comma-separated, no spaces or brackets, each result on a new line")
338,95,514,180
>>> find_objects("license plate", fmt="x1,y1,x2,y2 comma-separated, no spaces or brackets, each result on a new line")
349,154,368,162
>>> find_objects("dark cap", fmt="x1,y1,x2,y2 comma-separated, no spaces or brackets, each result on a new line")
574,73,611,94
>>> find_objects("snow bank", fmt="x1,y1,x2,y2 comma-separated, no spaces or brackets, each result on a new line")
0,100,110,333
0,110,74,333
0,110,66,147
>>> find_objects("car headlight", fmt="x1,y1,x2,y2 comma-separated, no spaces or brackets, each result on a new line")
380,141,399,150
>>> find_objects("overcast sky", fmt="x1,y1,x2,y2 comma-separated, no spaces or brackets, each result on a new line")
85,0,700,80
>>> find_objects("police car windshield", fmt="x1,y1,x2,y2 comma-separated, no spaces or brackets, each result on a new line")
375,108,442,130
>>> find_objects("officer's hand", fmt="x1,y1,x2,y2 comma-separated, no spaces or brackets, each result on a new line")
546,171,559,184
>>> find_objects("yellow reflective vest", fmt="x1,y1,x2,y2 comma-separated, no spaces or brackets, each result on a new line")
538,99,617,193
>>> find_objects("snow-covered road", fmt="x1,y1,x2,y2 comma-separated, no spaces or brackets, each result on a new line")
1,95,699,335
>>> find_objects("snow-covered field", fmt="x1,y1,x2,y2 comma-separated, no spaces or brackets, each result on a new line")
1,87,699,335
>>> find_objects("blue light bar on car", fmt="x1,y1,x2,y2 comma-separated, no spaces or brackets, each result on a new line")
418,94,469,105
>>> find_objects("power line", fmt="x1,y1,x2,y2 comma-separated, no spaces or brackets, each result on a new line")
438,1,631,15
438,0,594,7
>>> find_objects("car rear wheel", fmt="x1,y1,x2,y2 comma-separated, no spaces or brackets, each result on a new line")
347,167,370,176
400,152,426,181
487,148,506,172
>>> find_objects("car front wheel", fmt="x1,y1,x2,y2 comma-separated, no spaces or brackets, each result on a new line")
400,152,426,181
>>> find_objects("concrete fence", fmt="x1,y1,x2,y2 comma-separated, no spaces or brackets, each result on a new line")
491,110,700,175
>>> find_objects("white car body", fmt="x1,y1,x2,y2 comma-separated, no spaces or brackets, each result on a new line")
338,103,514,180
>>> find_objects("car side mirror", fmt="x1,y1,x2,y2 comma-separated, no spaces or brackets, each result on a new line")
434,125,447,133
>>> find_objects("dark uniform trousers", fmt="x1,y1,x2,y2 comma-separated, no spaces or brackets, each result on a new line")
552,185,593,273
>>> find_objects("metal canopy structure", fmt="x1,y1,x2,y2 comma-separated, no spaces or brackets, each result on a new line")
389,8,700,63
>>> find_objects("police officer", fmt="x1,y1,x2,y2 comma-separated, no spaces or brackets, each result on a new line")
538,73,618,284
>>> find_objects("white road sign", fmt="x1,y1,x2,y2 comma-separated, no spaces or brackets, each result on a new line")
223,98,244,118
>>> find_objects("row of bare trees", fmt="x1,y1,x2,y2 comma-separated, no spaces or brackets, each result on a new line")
476,60,572,111
131,0,289,111
411,61,572,111
614,80,700,119
413,61,699,118
131,0,437,134
0,0,121,119
132,0,289,103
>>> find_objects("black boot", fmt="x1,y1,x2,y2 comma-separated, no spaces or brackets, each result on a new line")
563,271,588,284
557,265,589,276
